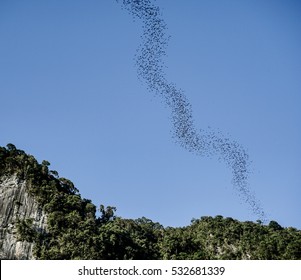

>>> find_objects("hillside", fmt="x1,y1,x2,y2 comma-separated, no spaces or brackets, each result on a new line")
0,144,300,259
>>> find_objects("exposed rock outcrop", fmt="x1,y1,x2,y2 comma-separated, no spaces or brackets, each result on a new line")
0,174,47,259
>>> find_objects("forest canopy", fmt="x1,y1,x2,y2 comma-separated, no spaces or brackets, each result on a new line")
0,144,300,260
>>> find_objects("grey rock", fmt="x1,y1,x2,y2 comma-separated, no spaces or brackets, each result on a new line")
0,174,47,259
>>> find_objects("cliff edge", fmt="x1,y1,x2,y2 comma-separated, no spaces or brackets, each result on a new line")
0,174,47,259
0,144,300,260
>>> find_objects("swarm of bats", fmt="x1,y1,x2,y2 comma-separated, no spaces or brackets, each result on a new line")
116,0,266,221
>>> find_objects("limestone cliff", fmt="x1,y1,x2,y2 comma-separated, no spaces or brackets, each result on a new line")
0,174,47,259
1,144,300,260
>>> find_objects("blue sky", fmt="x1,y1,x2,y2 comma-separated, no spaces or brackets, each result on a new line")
0,0,300,228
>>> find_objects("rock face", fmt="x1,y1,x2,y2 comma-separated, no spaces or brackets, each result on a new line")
0,174,47,259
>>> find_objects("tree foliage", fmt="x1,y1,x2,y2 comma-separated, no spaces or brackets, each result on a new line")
1,144,300,259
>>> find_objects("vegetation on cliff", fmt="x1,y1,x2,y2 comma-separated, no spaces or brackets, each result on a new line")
0,144,300,259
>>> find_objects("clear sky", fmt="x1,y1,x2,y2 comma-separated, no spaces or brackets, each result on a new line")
0,0,300,229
